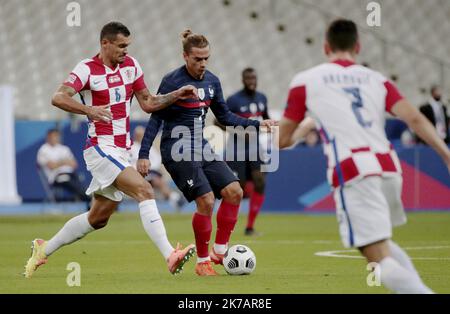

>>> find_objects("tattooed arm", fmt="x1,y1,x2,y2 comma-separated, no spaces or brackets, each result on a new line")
51,85,112,123
134,85,198,114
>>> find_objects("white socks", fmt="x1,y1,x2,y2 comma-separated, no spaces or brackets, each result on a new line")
379,257,434,294
388,241,420,277
197,256,211,263
213,244,227,255
45,212,94,256
44,201,174,261
139,200,174,260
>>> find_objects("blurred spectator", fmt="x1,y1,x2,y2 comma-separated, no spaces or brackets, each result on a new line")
130,126,186,211
37,129,90,205
400,129,416,147
302,129,321,147
418,85,449,144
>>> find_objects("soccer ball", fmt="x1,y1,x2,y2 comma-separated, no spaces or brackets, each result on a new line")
223,245,256,275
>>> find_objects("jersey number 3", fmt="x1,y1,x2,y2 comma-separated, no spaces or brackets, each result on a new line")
343,87,372,128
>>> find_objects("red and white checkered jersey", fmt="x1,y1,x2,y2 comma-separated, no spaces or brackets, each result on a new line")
284,60,405,188
63,55,147,150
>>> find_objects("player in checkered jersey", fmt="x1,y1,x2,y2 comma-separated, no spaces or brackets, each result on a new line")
279,19,450,294
24,22,198,278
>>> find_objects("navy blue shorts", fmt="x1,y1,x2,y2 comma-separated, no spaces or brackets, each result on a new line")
164,160,239,202
227,159,263,183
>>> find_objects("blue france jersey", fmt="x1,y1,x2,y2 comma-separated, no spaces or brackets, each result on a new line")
139,66,260,162
226,90,269,121
225,90,269,157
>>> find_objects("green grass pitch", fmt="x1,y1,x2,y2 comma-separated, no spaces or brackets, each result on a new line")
1,212,449,294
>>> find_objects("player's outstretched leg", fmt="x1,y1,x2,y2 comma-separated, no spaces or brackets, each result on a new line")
245,170,266,236
24,239,48,278
360,240,434,294
387,240,432,289
167,243,196,275
24,195,117,278
115,167,195,275
193,193,218,276
210,182,242,265
246,191,265,236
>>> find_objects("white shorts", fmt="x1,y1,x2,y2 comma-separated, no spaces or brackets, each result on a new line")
334,175,407,249
83,145,131,202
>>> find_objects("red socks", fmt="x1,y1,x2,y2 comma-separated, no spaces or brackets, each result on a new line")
215,201,240,245
244,181,254,198
247,192,265,230
192,213,212,258
193,201,241,258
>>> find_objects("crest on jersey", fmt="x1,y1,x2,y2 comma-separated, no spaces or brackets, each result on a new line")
208,87,214,98
259,102,265,111
250,103,258,114
125,69,133,81
198,88,205,100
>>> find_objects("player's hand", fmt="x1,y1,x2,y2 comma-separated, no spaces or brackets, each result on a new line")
260,120,279,133
86,105,112,123
137,159,150,177
175,85,198,100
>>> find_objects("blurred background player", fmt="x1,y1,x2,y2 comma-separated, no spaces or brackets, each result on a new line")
279,19,450,294
137,30,277,276
24,22,197,278
418,85,450,144
37,128,90,208
130,126,186,211
222,68,270,236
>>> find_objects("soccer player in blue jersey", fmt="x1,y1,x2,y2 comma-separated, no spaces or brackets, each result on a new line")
225,68,270,236
137,30,277,276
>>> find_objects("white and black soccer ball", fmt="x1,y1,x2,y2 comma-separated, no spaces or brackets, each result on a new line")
223,245,256,275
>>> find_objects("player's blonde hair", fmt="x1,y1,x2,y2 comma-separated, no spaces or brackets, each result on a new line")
181,29,209,53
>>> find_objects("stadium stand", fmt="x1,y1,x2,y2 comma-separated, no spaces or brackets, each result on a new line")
1,0,449,121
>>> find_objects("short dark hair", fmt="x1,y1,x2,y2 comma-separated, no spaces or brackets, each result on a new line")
100,22,131,42
431,85,440,94
47,128,59,136
326,19,359,52
242,67,256,77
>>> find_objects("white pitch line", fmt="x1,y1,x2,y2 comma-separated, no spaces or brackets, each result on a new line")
315,245,450,261
315,250,363,259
